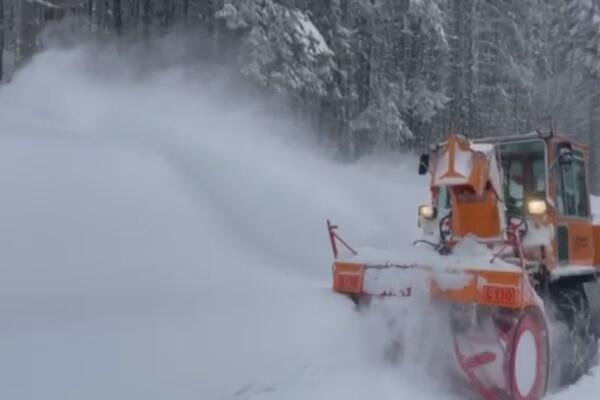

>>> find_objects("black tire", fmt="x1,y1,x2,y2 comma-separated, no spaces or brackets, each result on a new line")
550,283,599,386
585,280,600,337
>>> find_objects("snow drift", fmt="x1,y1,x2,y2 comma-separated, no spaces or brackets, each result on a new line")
0,44,597,400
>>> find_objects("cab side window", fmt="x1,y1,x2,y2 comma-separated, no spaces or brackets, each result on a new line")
505,160,524,210
555,150,589,218
574,159,589,216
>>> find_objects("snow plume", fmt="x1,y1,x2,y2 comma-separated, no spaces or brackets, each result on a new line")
0,38,598,400
0,42,461,400
1,41,598,400
361,294,456,381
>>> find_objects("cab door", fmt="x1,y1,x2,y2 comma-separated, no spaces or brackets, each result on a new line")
553,146,593,266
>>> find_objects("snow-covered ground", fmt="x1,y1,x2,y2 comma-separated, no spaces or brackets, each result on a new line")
0,46,597,400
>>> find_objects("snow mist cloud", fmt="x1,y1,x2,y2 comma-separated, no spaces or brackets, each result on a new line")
0,41,454,400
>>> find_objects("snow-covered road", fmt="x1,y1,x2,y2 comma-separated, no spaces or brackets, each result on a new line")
0,46,597,400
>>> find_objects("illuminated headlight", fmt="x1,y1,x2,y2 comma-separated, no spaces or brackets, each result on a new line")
527,199,547,215
418,205,436,219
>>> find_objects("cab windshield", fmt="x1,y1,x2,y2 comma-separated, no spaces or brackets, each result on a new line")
498,140,546,214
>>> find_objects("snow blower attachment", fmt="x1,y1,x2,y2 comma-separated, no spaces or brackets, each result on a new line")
328,133,600,400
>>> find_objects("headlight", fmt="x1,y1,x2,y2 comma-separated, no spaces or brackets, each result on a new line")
418,205,436,219
527,199,547,215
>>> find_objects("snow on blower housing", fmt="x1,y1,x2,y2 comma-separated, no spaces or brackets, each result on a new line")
327,132,600,400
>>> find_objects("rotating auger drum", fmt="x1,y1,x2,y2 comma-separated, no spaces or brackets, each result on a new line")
450,300,549,400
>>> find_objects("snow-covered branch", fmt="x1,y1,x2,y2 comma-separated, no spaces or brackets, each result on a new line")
28,0,85,9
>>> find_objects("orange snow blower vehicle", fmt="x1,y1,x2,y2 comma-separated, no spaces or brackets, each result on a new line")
328,132,600,400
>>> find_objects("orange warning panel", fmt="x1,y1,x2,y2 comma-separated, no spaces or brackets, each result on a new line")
431,268,533,309
332,262,364,294
480,285,520,308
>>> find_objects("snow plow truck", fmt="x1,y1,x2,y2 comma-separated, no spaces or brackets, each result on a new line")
328,132,600,400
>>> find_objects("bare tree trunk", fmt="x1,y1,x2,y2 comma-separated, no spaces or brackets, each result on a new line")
19,0,38,66
200,0,215,34
87,0,94,27
142,0,151,40
183,0,189,24
113,0,122,35
94,0,105,32
0,0,4,82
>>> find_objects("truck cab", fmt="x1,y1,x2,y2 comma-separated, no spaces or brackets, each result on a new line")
484,133,598,278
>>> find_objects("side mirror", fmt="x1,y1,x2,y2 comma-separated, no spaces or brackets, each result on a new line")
418,154,430,175
556,142,573,166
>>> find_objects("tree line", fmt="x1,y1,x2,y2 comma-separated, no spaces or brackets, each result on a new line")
2,0,600,189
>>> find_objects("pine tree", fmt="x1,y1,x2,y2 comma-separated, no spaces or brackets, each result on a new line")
562,0,600,193
3,0,600,177
217,0,335,108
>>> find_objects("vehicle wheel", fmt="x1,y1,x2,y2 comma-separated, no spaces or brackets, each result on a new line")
585,280,600,337
508,306,549,400
551,284,599,386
